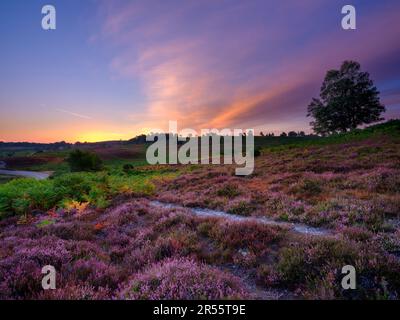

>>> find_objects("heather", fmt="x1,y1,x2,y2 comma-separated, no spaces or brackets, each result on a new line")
0,121,399,300
155,123,400,234
1,196,399,299
0,200,255,299
118,258,250,299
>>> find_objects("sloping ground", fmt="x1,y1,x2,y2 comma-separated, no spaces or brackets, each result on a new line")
80,144,145,161
150,200,331,236
1,197,399,300
0,121,399,300
0,199,285,299
156,124,400,235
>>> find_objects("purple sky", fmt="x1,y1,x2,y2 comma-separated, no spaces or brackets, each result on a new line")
1,0,400,142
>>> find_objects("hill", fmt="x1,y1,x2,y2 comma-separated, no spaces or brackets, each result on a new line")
0,120,399,300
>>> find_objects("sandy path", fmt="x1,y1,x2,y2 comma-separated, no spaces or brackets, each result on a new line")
0,169,51,180
150,200,331,236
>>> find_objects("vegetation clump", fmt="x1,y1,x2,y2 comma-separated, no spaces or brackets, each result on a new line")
308,60,385,135
67,149,103,172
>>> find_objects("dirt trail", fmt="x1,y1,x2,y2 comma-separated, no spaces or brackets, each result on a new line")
149,200,323,299
150,200,332,236
0,169,51,180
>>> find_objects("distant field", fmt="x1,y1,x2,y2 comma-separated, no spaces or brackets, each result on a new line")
0,144,147,174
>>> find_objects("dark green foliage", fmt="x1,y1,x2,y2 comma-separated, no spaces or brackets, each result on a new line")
66,149,103,172
216,184,241,197
0,173,110,217
308,61,385,135
123,164,134,172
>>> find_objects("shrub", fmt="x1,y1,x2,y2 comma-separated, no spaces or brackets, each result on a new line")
66,149,103,172
209,221,282,255
123,164,134,173
256,264,280,287
0,170,161,218
48,221,96,241
291,178,323,197
118,258,249,299
227,200,256,216
36,284,110,300
274,237,400,298
0,179,57,217
70,258,121,290
53,173,109,206
216,184,241,197
0,237,72,299
277,238,358,287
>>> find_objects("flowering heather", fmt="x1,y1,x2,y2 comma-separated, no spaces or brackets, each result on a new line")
275,237,400,299
0,236,72,299
155,134,400,232
118,258,250,300
36,284,111,300
0,194,399,299
206,220,284,254
0,125,399,300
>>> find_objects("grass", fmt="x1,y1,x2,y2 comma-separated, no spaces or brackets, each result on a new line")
0,166,178,218
0,142,182,219
0,175,17,185
263,119,400,152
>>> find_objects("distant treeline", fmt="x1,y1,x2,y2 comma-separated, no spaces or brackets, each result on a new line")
128,131,317,143
0,131,318,150
0,141,71,150
0,140,128,150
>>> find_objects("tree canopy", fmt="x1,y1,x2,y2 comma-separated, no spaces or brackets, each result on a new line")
307,61,385,135
67,149,103,172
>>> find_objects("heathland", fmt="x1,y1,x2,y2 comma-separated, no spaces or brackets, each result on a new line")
0,120,399,299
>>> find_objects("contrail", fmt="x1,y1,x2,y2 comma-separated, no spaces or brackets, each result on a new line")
56,108,92,120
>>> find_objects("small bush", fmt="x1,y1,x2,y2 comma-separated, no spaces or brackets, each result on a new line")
291,178,323,197
227,200,256,216
277,238,357,287
209,221,282,255
0,179,56,217
216,184,241,197
118,258,249,299
123,164,134,173
66,149,103,172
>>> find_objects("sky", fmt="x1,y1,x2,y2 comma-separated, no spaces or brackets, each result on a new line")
0,0,399,143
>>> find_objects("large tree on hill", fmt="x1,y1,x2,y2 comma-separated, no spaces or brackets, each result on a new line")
307,60,385,135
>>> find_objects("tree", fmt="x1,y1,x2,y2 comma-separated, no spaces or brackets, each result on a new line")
288,131,298,137
66,149,103,172
307,61,385,135
280,132,287,137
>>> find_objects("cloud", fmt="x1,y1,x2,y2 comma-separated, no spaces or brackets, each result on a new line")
96,0,400,132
